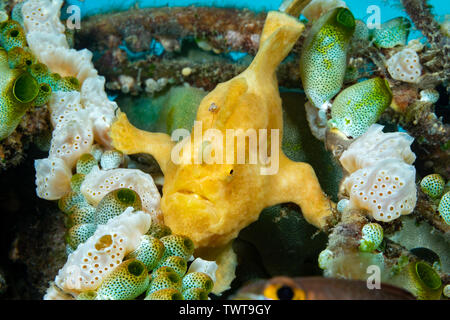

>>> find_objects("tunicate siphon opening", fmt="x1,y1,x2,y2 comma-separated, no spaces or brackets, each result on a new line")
171,292,183,300
95,234,113,251
117,188,136,204
336,8,355,29
204,279,213,291
13,72,39,103
415,261,442,290
168,273,179,283
40,83,51,93
183,238,194,252
9,29,19,38
128,260,145,277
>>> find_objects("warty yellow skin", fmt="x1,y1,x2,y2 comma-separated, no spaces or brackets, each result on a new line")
110,11,335,249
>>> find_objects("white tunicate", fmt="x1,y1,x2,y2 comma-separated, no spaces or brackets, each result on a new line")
24,0,117,201
301,0,347,21
420,89,440,104
340,124,416,174
386,48,422,83
81,167,161,217
35,157,72,200
187,258,219,283
50,208,151,297
342,159,417,222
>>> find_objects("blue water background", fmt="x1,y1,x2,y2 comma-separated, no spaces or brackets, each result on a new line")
63,0,449,42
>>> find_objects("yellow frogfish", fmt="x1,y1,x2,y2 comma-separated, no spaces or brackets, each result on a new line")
110,11,335,249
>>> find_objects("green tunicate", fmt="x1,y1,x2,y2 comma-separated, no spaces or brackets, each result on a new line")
96,259,150,300
156,256,187,278
410,248,442,271
147,270,182,296
94,188,142,225
125,235,165,271
420,174,445,199
300,7,355,108
58,191,88,214
45,73,62,92
66,203,96,227
27,62,67,93
372,17,411,48
181,272,214,293
0,50,39,140
182,287,209,300
70,173,86,193
146,221,172,238
13,72,39,103
33,83,52,107
27,63,50,84
56,76,81,92
76,153,98,175
145,288,183,300
76,291,97,300
438,192,450,225
7,46,34,69
0,20,26,51
330,77,393,138
151,266,177,280
66,223,97,250
352,19,370,41
407,261,442,300
160,235,195,261
359,223,384,253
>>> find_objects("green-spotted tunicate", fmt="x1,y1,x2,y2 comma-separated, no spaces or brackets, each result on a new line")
125,235,165,270
438,192,450,225
359,223,384,253
300,7,355,108
372,17,411,48
156,256,188,278
181,272,214,293
182,287,209,300
66,223,97,250
96,259,150,300
420,174,445,199
94,188,143,225
147,270,182,295
0,49,40,140
160,235,195,261
329,77,393,138
145,288,183,300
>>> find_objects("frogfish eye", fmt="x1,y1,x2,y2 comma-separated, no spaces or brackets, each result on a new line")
263,283,305,300
277,285,294,300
